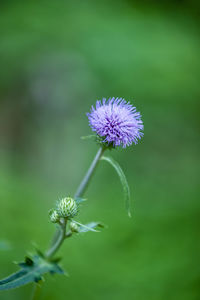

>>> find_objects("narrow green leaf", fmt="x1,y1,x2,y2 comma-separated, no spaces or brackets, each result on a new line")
0,270,27,286
78,222,104,233
0,265,44,290
73,221,102,233
101,156,131,217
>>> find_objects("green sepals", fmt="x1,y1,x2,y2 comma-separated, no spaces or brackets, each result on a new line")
57,197,78,219
81,134,114,150
96,135,114,149
101,155,131,217
73,221,104,233
0,255,64,290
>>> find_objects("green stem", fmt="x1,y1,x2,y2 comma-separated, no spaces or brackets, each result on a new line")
75,146,105,198
45,219,67,259
32,146,105,299
45,146,105,260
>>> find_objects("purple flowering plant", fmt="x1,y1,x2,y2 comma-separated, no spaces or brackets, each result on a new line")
87,97,143,148
0,98,143,298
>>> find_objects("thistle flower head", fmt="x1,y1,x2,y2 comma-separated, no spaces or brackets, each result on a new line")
70,221,79,233
87,97,144,148
49,209,60,223
57,197,78,219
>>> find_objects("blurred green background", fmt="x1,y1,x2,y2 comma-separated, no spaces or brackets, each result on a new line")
0,1,199,299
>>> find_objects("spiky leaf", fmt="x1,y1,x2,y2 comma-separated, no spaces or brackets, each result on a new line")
0,255,64,290
101,156,131,217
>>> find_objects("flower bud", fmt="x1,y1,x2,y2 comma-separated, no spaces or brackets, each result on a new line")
57,197,78,219
49,209,60,223
70,221,79,233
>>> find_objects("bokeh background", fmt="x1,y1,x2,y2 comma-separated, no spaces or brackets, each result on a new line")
0,1,199,299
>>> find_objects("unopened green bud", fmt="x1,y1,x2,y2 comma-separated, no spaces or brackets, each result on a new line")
57,197,78,219
49,209,60,223
70,221,79,233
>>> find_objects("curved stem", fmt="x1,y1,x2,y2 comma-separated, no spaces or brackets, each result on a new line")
45,146,105,260
75,146,105,198
45,219,67,259
32,146,106,299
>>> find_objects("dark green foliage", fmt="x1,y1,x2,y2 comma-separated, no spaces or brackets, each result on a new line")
0,255,64,291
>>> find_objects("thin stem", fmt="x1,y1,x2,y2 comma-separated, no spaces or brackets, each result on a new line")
75,146,105,198
49,226,61,247
45,219,67,259
45,146,105,260
32,146,106,299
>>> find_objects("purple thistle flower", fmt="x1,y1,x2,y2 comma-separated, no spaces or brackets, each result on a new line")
87,97,144,148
